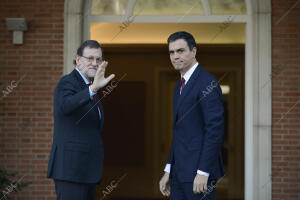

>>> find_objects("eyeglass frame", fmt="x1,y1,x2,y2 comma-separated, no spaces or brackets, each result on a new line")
80,55,104,64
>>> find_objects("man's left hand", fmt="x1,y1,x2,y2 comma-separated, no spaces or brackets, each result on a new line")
193,174,208,194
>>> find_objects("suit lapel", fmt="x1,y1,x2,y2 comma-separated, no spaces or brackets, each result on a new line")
73,69,87,90
174,64,201,119
173,81,181,122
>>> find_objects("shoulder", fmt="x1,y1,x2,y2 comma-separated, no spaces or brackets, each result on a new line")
196,65,218,87
195,66,223,100
55,70,78,90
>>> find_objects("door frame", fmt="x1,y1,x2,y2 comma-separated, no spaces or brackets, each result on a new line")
63,0,272,199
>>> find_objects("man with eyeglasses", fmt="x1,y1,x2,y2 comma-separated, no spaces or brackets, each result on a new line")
47,40,114,200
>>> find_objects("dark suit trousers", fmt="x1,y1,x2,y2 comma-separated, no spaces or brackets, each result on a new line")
170,171,217,200
54,179,96,200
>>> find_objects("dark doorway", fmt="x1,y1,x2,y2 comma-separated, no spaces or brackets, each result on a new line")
96,44,245,200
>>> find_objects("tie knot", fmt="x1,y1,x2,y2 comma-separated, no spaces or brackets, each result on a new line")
181,77,185,92
181,77,185,84
88,82,92,86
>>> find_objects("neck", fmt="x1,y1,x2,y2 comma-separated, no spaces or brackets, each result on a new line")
85,74,93,83
83,74,91,82
75,66,93,83
181,59,197,76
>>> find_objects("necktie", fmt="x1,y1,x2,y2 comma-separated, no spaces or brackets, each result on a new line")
180,77,185,94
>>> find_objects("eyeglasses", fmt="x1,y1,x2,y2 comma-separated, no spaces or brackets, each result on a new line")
81,55,103,64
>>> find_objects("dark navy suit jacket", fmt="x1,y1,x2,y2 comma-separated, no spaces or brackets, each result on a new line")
168,64,224,182
47,69,104,184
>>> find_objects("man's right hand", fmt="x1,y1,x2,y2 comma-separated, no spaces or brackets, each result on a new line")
159,172,170,197
90,61,115,92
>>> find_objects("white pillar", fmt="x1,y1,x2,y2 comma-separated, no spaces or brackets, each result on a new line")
63,0,84,74
245,0,272,199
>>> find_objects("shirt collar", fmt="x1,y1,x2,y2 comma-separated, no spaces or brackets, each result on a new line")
181,62,198,84
75,67,90,85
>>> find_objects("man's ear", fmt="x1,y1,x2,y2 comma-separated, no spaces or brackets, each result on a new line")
75,55,80,66
192,47,197,57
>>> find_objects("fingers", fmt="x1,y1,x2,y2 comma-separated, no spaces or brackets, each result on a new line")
100,61,108,71
194,183,208,194
98,61,108,69
165,185,170,196
159,177,170,197
193,174,208,194
160,187,165,195
159,181,165,195
96,61,108,75
159,183,170,196
193,181,207,194
193,181,199,194
106,74,115,82
203,182,207,192
159,180,165,195
100,74,115,88
193,182,202,194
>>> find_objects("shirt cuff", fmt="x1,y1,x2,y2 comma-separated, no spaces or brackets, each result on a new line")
197,170,209,177
89,86,97,99
164,164,171,173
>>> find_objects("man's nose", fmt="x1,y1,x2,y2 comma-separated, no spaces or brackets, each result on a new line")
173,52,180,59
91,59,97,66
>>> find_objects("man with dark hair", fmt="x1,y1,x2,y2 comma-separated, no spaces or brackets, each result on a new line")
47,40,114,200
159,31,224,200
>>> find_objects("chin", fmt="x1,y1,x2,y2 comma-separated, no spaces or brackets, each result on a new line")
174,66,183,71
87,73,95,79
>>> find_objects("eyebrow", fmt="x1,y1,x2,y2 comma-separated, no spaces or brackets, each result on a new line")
83,56,102,58
169,48,185,53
